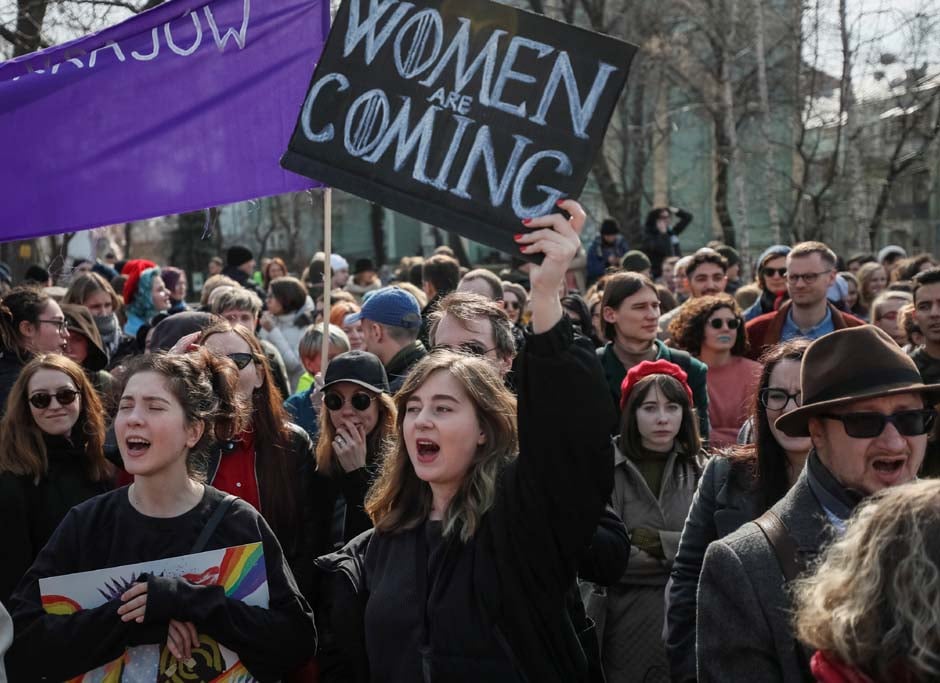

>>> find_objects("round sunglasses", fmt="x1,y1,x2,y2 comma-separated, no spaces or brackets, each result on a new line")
819,409,936,439
29,388,80,410
324,391,375,412
709,318,740,330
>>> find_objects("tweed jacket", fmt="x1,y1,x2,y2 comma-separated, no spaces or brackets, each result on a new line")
696,469,833,683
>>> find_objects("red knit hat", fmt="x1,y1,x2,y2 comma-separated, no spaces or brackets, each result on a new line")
121,259,157,305
620,359,693,412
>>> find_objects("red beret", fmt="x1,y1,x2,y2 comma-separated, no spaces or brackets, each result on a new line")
121,259,157,306
620,359,693,412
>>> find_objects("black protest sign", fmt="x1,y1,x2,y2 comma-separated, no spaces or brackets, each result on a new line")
281,0,636,259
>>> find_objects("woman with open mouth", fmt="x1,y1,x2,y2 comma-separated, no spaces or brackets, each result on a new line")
4,348,316,681
317,199,618,683
0,354,111,604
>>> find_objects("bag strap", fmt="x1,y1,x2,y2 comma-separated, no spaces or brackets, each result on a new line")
190,494,237,554
753,509,801,582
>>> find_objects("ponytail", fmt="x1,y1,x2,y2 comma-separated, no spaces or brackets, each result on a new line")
0,287,52,361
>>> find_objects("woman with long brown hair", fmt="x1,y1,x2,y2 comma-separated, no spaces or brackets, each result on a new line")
5,349,315,680
0,354,111,602
0,286,71,414
317,200,618,682
197,320,319,599
666,338,812,682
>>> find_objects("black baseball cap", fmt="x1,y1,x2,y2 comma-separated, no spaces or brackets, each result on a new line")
322,350,390,394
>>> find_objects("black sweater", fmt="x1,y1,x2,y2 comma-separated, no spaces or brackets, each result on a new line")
0,435,110,603
7,485,316,682
317,316,617,683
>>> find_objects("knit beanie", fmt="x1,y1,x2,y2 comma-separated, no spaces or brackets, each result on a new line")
757,245,791,271
121,259,157,305
621,250,652,273
226,245,254,268
600,219,620,236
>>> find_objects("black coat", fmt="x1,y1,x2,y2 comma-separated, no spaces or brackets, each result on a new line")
665,455,762,683
0,349,26,417
316,317,618,683
0,435,111,602
641,209,693,278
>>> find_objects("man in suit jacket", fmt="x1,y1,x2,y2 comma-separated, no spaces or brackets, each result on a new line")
697,325,940,682
746,242,864,359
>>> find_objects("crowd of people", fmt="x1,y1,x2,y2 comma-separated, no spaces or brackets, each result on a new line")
0,206,939,683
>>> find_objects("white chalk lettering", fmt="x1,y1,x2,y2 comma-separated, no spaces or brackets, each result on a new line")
427,87,446,105
431,115,473,189
530,52,617,138
131,28,161,61
165,12,203,57
489,36,554,119
457,95,472,115
393,8,443,79
302,72,351,142
344,89,392,157
204,0,250,51
511,149,572,216
451,127,532,207
362,98,438,183
88,41,126,68
345,0,414,65
418,19,505,105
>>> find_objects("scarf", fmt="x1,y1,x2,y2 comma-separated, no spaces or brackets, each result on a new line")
94,313,121,358
806,450,864,523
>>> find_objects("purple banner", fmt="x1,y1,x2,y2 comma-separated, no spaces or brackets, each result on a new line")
0,0,328,241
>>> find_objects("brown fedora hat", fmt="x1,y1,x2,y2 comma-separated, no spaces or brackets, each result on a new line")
775,326,940,437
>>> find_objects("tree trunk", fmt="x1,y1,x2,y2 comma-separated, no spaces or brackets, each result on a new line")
721,0,750,262
751,0,781,245
838,0,867,251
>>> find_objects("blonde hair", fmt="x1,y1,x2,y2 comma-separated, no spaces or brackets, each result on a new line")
200,275,239,307
365,350,517,542
793,479,940,681
857,262,888,311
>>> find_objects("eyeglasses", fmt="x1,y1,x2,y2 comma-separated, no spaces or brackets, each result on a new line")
760,388,802,411
227,352,255,370
324,391,375,412
709,318,740,330
38,319,69,333
505,301,521,310
29,389,80,410
435,341,499,356
787,270,832,285
819,409,936,438
762,267,787,278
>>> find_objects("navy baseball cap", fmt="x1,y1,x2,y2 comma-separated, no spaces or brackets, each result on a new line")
347,287,422,329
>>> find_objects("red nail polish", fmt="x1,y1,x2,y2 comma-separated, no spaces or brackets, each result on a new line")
519,246,527,253
514,234,523,241
522,218,531,225
556,199,565,206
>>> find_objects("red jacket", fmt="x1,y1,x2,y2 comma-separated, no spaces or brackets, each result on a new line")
745,301,865,360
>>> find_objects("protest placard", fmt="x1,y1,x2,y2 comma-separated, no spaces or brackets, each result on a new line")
39,542,268,682
282,0,636,258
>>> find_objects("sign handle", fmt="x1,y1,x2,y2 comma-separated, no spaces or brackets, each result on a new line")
320,188,333,380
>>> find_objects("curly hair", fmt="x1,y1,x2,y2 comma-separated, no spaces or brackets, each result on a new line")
793,479,940,681
668,294,747,356
366,350,517,542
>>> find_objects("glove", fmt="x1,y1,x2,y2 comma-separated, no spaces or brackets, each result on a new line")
630,527,665,560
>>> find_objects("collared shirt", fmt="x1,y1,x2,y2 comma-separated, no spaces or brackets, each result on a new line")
780,305,834,341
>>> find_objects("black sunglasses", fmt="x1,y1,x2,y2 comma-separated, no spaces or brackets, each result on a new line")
29,389,80,410
324,391,375,412
709,318,740,330
227,353,255,370
762,267,787,278
435,342,498,356
819,409,936,439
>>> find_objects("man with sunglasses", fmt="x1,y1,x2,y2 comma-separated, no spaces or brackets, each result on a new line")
697,325,940,682
746,241,864,360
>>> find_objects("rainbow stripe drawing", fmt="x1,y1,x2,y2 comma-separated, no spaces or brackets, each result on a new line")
39,542,268,682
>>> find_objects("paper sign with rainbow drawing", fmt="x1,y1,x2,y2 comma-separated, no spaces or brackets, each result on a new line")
39,542,267,682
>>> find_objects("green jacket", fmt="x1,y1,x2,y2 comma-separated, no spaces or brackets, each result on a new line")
598,340,710,441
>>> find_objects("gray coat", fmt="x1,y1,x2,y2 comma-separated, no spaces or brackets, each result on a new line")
696,470,831,683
